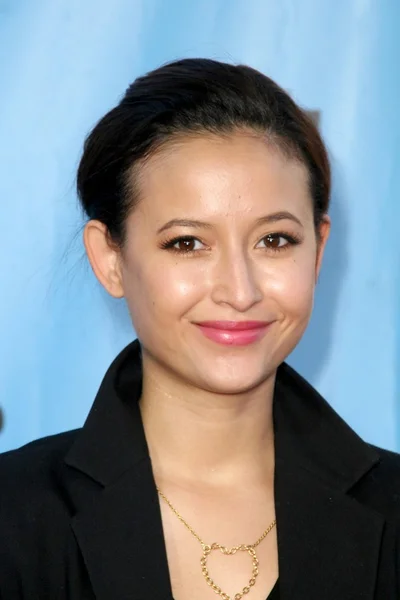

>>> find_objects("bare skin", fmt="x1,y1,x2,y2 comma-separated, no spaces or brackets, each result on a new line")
84,130,330,599
142,380,278,599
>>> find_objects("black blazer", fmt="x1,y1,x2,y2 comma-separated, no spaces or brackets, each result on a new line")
1,340,400,599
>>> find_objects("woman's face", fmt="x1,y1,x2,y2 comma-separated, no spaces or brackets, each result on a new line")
87,132,329,394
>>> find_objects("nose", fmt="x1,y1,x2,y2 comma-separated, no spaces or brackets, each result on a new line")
210,250,263,312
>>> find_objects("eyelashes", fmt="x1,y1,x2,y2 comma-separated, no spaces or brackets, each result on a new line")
257,232,302,251
159,232,302,256
160,236,205,253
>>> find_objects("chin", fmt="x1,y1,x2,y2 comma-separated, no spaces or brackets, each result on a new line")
200,373,271,396
193,357,276,396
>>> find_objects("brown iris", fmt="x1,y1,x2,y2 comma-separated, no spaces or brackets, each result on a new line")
263,234,281,249
177,238,196,252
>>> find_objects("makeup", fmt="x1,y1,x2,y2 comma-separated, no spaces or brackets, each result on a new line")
194,321,272,346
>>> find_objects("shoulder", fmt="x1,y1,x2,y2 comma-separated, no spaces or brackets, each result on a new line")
0,431,83,594
279,363,400,521
352,444,400,520
0,430,80,520
368,444,400,494
0,429,80,484
371,444,400,472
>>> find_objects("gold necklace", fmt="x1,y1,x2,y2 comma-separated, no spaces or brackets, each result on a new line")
157,487,276,600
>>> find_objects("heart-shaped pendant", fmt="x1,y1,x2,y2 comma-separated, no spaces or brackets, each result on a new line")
200,542,259,600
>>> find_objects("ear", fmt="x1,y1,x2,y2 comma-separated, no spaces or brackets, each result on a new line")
315,215,331,281
83,220,124,298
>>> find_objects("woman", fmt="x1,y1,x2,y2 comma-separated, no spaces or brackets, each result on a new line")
1,59,399,600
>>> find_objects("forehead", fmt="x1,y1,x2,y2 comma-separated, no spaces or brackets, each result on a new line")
131,132,312,224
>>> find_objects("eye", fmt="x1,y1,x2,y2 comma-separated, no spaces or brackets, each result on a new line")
256,232,302,252
161,236,205,253
257,233,290,250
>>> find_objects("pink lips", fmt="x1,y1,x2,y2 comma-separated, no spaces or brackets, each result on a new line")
195,320,272,346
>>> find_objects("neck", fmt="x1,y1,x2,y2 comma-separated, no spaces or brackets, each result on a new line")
139,352,276,491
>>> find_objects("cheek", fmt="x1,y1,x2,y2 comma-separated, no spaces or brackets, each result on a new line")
263,255,316,318
122,256,206,326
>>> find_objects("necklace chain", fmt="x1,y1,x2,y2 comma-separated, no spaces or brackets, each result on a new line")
156,487,276,600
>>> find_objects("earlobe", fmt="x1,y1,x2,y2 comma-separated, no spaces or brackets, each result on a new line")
83,220,125,298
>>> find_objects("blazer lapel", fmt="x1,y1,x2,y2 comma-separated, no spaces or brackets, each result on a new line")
63,341,173,600
70,458,172,600
274,363,384,600
62,340,385,600
275,458,384,599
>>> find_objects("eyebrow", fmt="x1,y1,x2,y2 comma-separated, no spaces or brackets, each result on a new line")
157,211,303,234
157,219,213,234
255,211,303,228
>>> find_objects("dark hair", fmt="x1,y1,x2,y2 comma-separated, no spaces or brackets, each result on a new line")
77,58,331,245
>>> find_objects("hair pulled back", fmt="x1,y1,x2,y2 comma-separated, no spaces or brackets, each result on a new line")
77,59,330,245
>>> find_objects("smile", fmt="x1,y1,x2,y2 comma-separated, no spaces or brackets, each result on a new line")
194,321,272,346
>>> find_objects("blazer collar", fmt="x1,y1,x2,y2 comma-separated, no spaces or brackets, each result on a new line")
65,340,379,491
65,340,148,485
273,362,380,492
64,340,384,600
65,341,172,600
273,364,383,599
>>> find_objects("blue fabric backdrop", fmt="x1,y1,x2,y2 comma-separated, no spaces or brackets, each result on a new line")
1,0,399,452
